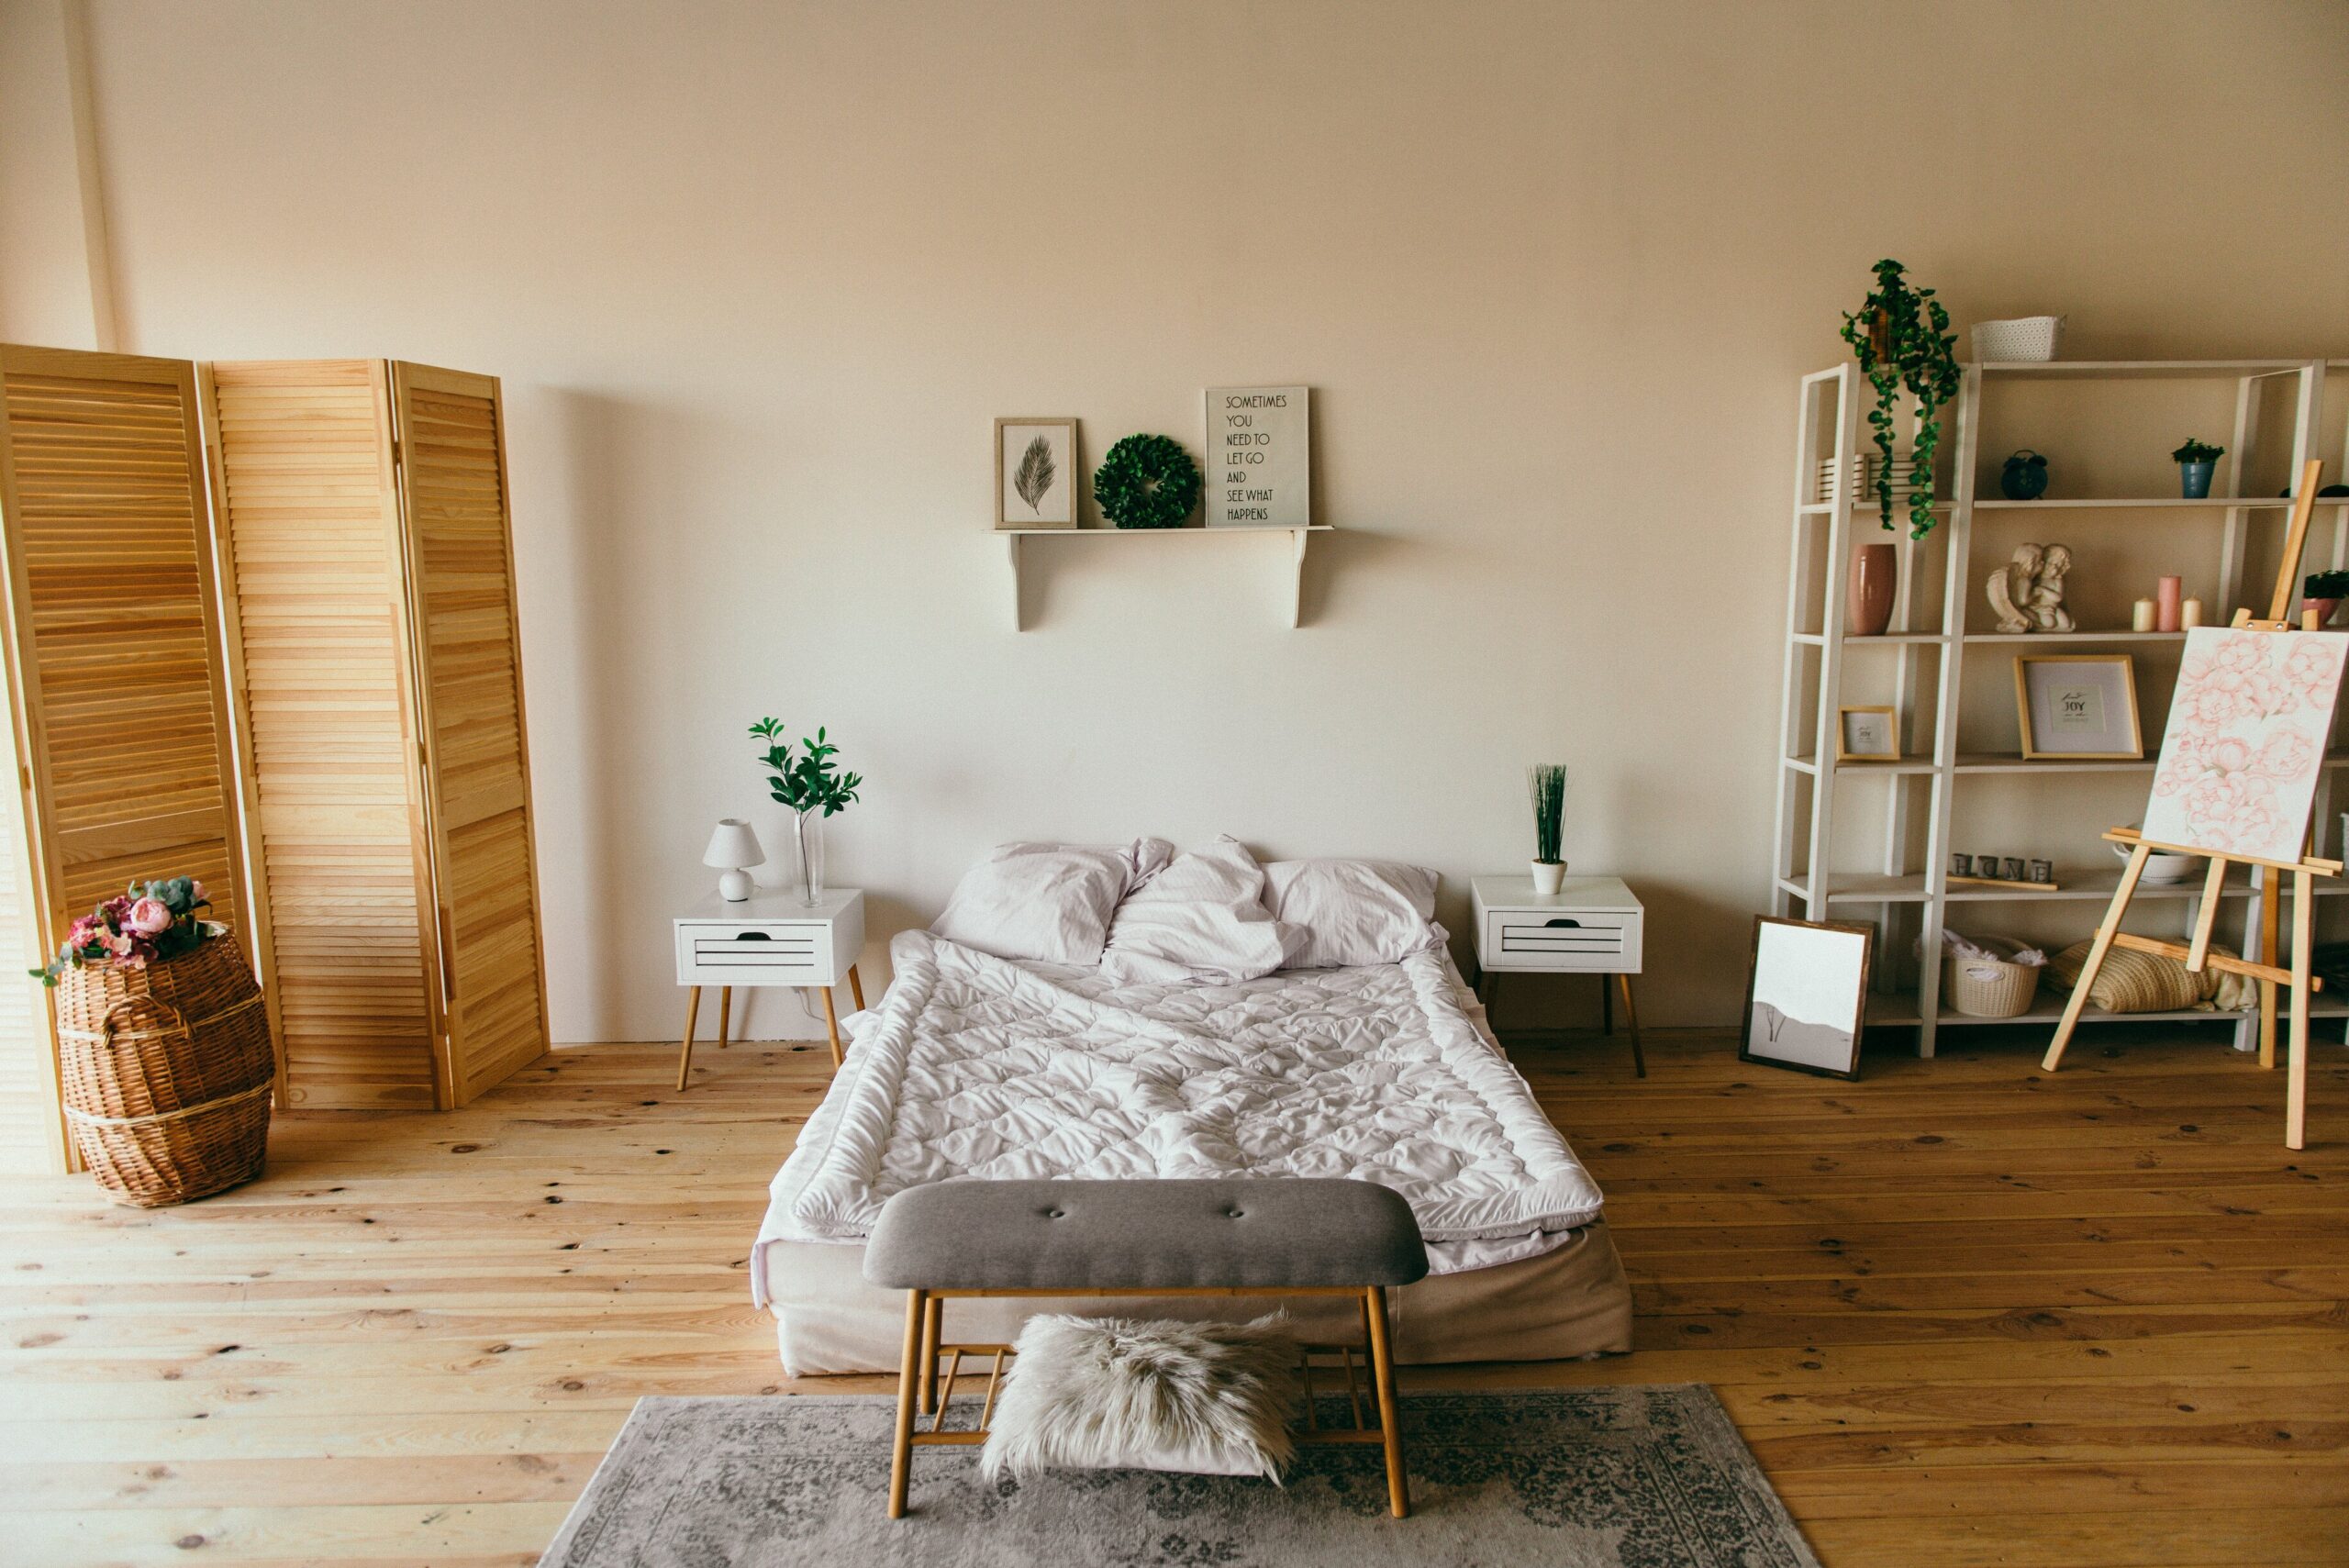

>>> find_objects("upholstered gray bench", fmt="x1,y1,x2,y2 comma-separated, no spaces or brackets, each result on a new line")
864,1177,1430,1518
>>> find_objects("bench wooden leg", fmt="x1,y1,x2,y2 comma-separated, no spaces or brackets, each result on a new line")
918,1294,942,1416
889,1289,925,1518
1363,1284,1408,1518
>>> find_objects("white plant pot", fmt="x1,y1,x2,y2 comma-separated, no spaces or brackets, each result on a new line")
1530,860,1567,895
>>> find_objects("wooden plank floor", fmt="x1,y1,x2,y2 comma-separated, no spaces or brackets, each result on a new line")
0,1026,2343,1565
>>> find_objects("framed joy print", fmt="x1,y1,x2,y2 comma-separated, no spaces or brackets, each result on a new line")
2015,654,2143,761
1835,706,1900,762
995,417,1078,529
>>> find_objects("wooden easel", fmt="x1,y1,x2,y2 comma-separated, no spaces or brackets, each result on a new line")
2043,461,2340,1150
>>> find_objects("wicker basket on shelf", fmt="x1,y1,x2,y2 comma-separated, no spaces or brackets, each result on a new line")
1942,937,2041,1019
54,929,274,1207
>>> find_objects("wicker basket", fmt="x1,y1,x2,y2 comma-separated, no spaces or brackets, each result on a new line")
54,929,274,1207
1943,937,2041,1019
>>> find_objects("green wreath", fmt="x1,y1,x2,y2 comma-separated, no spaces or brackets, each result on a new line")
1093,433,1200,529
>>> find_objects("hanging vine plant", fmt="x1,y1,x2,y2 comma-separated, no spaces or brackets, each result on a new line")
1839,259,1962,539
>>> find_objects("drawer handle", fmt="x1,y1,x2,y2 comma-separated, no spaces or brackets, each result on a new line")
1542,917,1582,929
732,931,774,941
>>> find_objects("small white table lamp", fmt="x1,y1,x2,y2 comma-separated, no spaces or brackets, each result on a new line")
704,819,764,902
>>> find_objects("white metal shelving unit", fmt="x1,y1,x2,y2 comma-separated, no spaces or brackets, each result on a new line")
1770,358,2349,1056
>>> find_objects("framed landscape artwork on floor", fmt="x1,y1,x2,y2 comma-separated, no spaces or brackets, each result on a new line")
1740,916,1873,1080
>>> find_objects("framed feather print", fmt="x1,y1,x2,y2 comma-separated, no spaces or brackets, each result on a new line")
996,417,1078,529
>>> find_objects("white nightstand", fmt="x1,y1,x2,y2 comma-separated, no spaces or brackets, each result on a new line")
674,888,866,1090
1470,875,1645,1077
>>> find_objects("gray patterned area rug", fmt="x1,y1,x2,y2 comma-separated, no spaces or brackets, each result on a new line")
540,1386,1818,1567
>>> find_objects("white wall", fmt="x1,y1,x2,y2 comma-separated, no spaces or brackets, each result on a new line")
6,0,2348,1041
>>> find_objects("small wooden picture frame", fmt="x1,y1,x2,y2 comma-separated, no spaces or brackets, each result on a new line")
1835,706,1900,762
1739,915,1873,1081
996,417,1079,530
2015,654,2142,761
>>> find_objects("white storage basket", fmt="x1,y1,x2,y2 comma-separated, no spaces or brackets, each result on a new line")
1971,316,2065,363
1943,937,2041,1018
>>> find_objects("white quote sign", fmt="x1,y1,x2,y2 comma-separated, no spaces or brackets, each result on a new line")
1205,385,1310,528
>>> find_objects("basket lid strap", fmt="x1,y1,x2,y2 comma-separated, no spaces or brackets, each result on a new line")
61,1077,271,1130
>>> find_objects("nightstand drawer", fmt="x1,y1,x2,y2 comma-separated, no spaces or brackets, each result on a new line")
1480,909,1643,973
675,924,833,984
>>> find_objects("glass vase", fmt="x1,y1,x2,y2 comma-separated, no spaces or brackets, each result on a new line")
791,810,825,907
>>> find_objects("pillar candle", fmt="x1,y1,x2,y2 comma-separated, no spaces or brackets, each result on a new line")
2182,596,2205,629
2132,598,2157,631
2156,575,2184,633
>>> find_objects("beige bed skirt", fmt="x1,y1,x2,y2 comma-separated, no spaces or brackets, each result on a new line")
763,1218,1634,1376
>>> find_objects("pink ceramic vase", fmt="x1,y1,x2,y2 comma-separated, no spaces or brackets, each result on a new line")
1846,543,1897,637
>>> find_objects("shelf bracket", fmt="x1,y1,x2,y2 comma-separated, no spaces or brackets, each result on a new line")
1289,526,1311,628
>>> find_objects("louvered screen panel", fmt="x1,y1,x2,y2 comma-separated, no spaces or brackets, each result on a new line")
206,361,439,1109
393,363,547,1106
0,346,255,1160
0,753,61,1173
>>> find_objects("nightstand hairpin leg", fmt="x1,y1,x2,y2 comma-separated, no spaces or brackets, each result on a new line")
1616,973,1645,1078
818,985,844,1067
676,985,702,1092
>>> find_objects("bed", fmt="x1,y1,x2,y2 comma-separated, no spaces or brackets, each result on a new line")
752,920,1632,1375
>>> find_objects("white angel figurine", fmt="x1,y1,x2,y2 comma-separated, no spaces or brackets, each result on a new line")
2027,544,2075,632
1987,543,2042,634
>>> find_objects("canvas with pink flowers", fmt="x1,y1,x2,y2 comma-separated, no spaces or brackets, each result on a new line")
2143,628,2349,864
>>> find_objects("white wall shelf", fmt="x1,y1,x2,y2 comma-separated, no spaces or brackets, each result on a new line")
1001,524,1333,630
1769,358,2346,1058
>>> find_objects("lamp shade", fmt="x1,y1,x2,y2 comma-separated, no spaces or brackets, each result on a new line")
704,818,765,871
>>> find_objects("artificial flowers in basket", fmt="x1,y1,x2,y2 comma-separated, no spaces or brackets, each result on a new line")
33,878,276,1207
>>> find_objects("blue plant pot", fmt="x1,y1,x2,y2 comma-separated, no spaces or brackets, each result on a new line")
2180,460,2215,499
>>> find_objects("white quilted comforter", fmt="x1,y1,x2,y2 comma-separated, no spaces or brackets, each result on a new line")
779,931,1604,1255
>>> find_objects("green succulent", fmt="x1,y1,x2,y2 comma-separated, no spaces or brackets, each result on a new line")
2172,438,2225,464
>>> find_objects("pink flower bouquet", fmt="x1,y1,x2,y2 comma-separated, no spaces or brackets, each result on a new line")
33,876,214,985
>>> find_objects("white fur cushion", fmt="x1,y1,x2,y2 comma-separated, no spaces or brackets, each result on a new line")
930,840,1171,966
1261,858,1442,969
980,1313,1301,1482
1100,836,1302,984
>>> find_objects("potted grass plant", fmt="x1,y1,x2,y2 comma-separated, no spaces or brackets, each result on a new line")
1528,763,1568,895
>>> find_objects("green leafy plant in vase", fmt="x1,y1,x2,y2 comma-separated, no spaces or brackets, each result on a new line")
1839,259,1962,540
750,717,863,906
1528,763,1568,895
2172,438,2225,500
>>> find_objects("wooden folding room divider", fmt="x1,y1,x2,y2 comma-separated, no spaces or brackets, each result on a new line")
0,346,255,1173
201,361,550,1110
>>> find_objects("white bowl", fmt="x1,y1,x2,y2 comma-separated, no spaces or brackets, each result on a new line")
2113,840,2199,884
